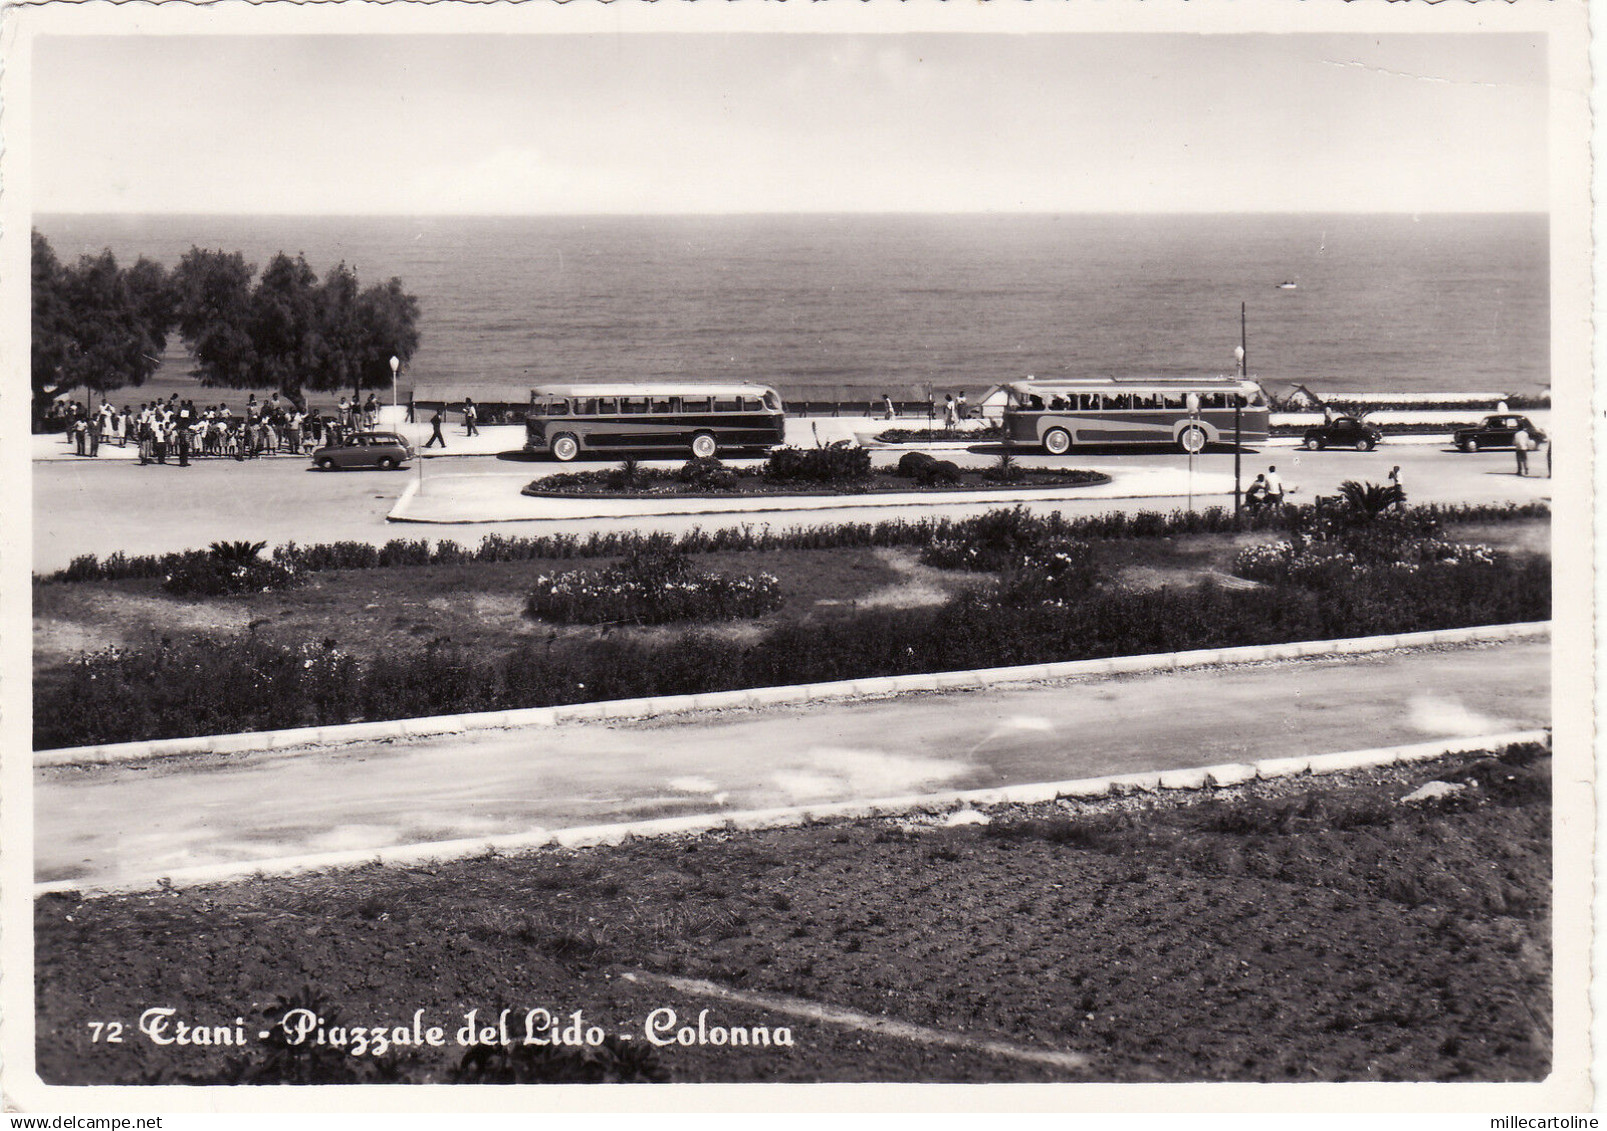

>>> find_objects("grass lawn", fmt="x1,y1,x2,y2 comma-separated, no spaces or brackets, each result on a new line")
31,519,1549,715
33,744,1550,1084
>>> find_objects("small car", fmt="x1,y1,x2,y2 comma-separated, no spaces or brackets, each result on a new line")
1452,415,1547,453
1301,416,1383,451
311,431,415,470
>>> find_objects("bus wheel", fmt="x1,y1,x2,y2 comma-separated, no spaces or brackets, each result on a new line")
1042,428,1072,456
1178,425,1208,454
691,432,718,459
551,434,580,462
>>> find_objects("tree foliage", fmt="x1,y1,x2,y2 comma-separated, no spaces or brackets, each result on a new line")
33,231,425,411
31,232,170,415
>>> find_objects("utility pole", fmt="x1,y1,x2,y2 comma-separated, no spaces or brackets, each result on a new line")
1234,302,1247,519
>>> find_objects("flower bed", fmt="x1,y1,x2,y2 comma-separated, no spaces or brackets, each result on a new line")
526,542,781,626
522,456,1107,499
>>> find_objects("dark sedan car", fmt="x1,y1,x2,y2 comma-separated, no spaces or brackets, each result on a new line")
1453,415,1547,453
1301,416,1383,451
311,431,415,470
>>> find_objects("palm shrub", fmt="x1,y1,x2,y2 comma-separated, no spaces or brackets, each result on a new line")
163,540,302,597
1337,479,1406,519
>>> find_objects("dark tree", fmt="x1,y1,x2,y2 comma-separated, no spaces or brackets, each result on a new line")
124,256,178,355
250,252,321,401
352,276,421,401
31,230,75,421
173,247,258,389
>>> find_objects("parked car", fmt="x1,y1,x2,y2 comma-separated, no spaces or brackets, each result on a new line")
1452,415,1547,453
311,431,415,470
1302,416,1383,451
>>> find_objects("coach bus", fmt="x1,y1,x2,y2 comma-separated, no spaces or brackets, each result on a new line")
524,383,787,462
1000,376,1270,455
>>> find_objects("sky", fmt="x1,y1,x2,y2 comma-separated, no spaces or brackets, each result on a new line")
32,33,1549,215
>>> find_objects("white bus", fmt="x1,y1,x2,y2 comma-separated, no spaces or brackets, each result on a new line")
524,383,786,462
1000,377,1270,454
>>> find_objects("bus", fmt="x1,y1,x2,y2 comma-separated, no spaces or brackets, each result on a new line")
1000,377,1270,454
524,383,786,462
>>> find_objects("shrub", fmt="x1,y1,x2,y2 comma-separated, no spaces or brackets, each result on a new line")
764,445,872,485
914,459,963,487
677,456,738,491
896,451,937,479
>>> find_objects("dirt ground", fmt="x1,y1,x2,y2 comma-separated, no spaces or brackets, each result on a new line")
34,746,1550,1085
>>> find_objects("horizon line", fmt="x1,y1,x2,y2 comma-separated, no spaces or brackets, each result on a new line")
33,208,1551,220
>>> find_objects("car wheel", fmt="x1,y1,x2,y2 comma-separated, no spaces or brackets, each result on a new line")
378,456,397,470
1042,427,1072,456
551,433,580,462
1313,438,1327,451
317,457,335,471
691,432,718,459
1177,425,1208,454
1459,438,1478,453
1358,439,1375,452
1302,436,1317,451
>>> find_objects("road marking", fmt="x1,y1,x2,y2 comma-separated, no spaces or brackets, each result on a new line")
618,970,1090,1072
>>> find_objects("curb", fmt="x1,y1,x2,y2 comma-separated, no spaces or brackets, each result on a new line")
34,729,1550,897
36,621,1551,768
387,476,1194,525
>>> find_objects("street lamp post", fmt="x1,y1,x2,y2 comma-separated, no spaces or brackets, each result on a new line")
390,355,400,412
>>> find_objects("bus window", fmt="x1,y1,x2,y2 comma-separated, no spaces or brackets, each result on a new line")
715,397,742,412
621,397,649,414
1027,395,1045,410
1078,394,1099,411
1248,390,1265,407
528,402,546,417
682,396,712,413
1163,393,1186,410
651,397,675,414
1048,395,1066,410
742,396,763,411
1102,394,1132,410
762,391,781,411
547,399,570,416
575,398,598,416
597,397,618,414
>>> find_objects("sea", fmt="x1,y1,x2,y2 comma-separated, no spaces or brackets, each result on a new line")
34,212,1550,403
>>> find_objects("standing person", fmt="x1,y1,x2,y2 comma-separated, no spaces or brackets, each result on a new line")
178,400,196,466
943,395,957,430
86,412,101,457
1382,462,1407,507
425,408,446,449
119,406,133,447
72,414,87,456
956,391,969,421
1513,427,1532,476
881,393,895,421
463,397,479,437
1263,465,1285,509
1546,435,1553,478
153,417,169,465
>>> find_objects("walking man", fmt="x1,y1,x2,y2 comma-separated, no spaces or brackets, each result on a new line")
463,397,479,437
1513,427,1533,477
425,408,446,449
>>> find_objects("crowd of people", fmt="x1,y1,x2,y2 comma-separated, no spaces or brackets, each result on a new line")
47,392,393,465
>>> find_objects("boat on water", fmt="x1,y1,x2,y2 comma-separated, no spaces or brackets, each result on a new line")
1275,280,1298,290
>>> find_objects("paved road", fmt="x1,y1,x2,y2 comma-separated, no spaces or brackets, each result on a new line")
36,640,1548,887
33,436,1551,573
